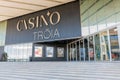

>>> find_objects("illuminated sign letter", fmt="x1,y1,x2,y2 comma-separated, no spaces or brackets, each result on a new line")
28,17,35,29
36,16,39,28
23,19,28,30
17,20,23,31
40,15,48,27
50,11,60,25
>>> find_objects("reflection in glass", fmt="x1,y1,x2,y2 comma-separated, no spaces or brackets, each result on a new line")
95,34,101,61
71,44,76,61
89,36,94,61
84,38,88,60
68,44,71,61
57,47,64,57
4,43,32,62
80,40,84,61
46,47,54,57
100,31,110,61
76,42,80,61
109,28,120,61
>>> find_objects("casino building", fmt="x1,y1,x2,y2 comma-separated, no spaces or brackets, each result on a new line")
0,0,120,62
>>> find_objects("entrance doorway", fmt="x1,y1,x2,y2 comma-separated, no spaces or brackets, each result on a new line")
100,31,110,61
89,36,94,61
109,27,120,61
67,27,120,62
68,42,78,61
94,34,101,61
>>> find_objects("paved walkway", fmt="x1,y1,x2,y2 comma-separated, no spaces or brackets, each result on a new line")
0,62,120,80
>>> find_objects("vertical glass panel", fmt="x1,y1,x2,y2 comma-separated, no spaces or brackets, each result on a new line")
116,12,120,24
4,43,32,62
115,0,120,24
28,43,32,58
81,0,89,36
109,28,120,61
19,44,23,61
0,21,7,46
70,44,73,61
89,36,94,61
98,21,106,31
80,39,84,61
75,43,78,61
81,23,89,36
106,15,116,27
68,44,71,61
95,34,101,61
71,44,76,61
90,25,97,34
7,46,12,61
100,31,110,61
11,46,14,61
76,41,80,61
84,38,89,60
105,0,116,27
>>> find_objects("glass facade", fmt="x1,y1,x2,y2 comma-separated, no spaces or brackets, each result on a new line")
0,21,7,46
67,26,120,61
100,31,110,61
94,34,101,61
89,36,94,61
109,28,120,60
80,0,120,36
4,43,32,62
80,39,84,61
65,0,120,62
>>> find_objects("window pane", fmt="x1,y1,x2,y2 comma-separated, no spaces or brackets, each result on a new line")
4,43,32,62
109,28,120,61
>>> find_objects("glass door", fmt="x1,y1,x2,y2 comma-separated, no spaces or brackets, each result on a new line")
84,38,89,61
80,39,85,61
68,43,77,61
109,27,120,61
89,36,94,61
94,34,101,61
71,43,76,61
69,44,72,61
100,31,110,61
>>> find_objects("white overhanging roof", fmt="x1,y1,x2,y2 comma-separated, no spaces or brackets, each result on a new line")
0,0,75,21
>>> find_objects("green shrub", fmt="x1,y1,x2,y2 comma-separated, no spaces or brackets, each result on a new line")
1,52,8,61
